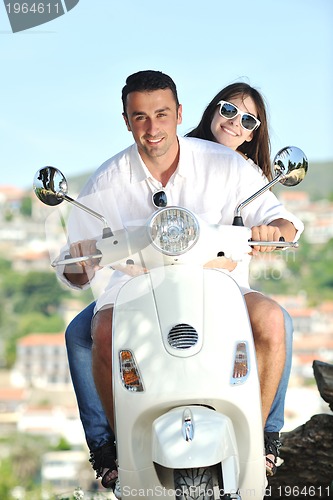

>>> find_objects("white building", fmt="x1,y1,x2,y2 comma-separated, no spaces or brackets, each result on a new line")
12,333,71,388
41,450,90,494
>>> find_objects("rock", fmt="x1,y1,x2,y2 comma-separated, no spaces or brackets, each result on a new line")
264,360,333,499
266,414,333,499
313,360,333,411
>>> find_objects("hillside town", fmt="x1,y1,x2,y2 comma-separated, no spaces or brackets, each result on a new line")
0,183,332,497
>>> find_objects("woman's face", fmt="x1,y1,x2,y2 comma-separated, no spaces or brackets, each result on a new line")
210,94,258,150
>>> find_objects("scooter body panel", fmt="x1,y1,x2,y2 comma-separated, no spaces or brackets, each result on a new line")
113,265,266,498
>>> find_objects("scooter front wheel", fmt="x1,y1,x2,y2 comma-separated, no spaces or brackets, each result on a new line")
174,466,224,499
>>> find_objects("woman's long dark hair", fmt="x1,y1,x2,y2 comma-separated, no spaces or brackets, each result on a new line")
186,83,272,180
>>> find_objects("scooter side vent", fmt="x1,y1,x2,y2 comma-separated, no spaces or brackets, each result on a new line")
167,323,199,349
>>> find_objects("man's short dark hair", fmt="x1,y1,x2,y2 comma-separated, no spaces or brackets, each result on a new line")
122,70,179,116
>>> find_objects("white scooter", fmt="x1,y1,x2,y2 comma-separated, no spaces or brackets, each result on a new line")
34,146,307,500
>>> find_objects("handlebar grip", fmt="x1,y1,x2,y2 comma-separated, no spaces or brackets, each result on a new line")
52,251,103,267
248,239,298,248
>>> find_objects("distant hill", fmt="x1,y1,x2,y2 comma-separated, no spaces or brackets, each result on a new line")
273,160,333,200
68,160,333,201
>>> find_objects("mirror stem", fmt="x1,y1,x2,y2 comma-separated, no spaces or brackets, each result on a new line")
57,192,114,237
232,172,283,226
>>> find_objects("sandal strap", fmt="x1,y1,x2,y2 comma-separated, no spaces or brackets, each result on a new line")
265,456,277,477
101,468,118,489
89,441,117,479
264,431,281,460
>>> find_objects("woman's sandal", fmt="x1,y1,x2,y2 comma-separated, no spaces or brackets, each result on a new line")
89,440,118,489
264,431,281,477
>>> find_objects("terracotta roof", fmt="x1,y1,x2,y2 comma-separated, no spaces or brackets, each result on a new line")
15,250,49,261
279,191,309,200
294,354,332,364
18,333,64,346
279,191,309,201
320,302,333,313
0,185,26,200
294,337,333,350
289,308,314,317
0,387,26,400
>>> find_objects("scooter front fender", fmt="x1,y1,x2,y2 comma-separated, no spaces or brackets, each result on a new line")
152,406,239,471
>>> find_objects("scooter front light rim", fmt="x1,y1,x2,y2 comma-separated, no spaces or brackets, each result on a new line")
148,207,200,256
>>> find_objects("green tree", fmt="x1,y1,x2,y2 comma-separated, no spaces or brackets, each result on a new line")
53,436,72,451
256,238,333,302
0,257,12,272
0,457,16,499
14,271,69,316
0,433,49,497
20,196,33,217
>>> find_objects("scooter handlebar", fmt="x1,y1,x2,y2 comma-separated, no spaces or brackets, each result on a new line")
51,240,298,267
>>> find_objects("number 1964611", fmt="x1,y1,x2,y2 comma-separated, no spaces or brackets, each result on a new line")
6,3,61,14
274,485,331,497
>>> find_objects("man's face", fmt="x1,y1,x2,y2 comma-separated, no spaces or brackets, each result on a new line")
123,89,182,162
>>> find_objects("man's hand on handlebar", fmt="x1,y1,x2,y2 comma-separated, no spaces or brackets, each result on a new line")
64,239,101,286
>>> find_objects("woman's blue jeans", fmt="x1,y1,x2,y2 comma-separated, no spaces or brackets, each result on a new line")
65,302,293,450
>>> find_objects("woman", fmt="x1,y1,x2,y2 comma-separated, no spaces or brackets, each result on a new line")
65,83,292,484
187,82,272,181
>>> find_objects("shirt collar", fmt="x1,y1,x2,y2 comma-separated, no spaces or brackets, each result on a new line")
129,136,191,185
129,144,149,183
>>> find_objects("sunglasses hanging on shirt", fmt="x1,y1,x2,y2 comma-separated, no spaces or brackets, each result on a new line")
152,190,168,208
217,100,261,132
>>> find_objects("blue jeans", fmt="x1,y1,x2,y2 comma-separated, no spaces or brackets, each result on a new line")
65,302,293,450
65,301,114,451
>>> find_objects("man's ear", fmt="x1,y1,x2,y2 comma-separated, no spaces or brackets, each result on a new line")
123,113,131,131
177,104,183,125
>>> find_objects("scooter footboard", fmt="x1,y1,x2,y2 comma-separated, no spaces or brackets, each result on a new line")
152,405,239,473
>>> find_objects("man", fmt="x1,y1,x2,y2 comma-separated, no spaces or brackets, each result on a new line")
59,70,303,486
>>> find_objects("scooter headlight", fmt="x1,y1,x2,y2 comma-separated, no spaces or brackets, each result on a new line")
148,207,199,255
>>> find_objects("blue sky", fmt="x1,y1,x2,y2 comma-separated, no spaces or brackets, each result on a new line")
1,0,332,189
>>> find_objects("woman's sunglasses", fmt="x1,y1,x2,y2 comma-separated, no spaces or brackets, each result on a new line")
152,189,168,208
217,100,261,132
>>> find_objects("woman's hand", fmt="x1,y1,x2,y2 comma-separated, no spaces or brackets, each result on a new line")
204,256,237,271
250,225,282,253
112,261,148,277
251,219,296,254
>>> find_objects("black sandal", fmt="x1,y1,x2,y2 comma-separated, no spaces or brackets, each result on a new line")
264,431,281,477
89,440,118,489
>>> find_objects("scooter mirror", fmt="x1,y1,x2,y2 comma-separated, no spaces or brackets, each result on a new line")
33,166,114,237
233,145,309,225
33,167,68,206
273,146,308,186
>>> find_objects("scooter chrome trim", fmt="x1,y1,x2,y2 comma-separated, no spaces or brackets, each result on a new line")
182,407,194,442
167,323,199,350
